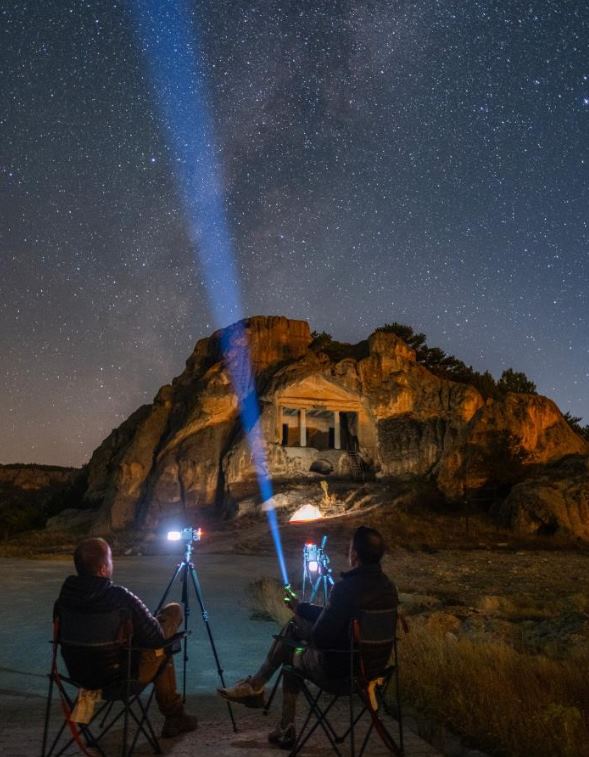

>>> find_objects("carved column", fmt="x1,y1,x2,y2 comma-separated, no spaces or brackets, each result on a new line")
333,410,341,450
299,408,307,447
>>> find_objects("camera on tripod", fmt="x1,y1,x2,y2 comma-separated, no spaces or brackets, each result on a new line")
167,527,202,544
302,535,334,604
157,523,236,731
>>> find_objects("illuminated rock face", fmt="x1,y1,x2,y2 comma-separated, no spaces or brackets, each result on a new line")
82,316,589,537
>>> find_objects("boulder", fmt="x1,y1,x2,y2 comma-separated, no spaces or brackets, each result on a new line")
499,455,589,540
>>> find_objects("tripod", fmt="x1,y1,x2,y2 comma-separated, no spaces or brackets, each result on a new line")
304,563,335,604
155,537,237,732
301,536,335,605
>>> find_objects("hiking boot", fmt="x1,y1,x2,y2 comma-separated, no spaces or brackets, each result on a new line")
217,676,265,708
161,710,198,738
268,722,296,750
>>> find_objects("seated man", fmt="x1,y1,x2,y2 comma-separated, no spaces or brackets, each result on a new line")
219,525,398,748
55,537,197,739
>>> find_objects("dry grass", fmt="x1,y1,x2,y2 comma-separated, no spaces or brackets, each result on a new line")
247,577,293,626
247,576,589,757
399,625,589,757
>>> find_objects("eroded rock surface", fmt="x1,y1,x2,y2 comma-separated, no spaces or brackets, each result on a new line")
499,455,589,540
76,316,588,538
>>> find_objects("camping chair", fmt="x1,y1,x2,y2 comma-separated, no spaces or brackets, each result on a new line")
286,608,404,757
41,606,183,757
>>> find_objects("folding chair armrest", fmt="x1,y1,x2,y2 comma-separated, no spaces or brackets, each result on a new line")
130,631,186,655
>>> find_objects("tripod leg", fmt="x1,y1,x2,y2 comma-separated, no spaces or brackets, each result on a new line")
181,566,190,703
187,565,237,732
154,562,183,614
155,561,191,703
309,574,321,604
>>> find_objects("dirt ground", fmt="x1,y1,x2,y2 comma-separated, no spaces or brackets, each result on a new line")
2,494,588,755
0,549,438,756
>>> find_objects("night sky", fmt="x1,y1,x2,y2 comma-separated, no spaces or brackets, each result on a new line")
2,1,588,467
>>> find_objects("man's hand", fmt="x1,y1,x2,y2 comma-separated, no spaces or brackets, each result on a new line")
283,584,299,614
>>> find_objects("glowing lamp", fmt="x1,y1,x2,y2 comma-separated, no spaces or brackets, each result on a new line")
166,528,202,543
289,504,323,522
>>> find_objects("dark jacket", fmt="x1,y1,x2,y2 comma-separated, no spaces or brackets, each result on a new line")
55,575,165,649
298,563,399,678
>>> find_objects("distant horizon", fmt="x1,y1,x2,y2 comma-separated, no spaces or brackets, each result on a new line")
1,312,585,469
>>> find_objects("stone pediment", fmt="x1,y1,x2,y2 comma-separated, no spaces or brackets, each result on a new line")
274,374,362,412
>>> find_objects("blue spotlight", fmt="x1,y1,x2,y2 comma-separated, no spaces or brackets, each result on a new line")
130,0,289,585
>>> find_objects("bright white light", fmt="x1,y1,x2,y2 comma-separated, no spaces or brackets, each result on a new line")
289,504,323,522
308,560,319,573
167,530,182,541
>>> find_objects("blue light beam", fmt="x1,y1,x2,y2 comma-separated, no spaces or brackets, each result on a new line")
130,0,289,585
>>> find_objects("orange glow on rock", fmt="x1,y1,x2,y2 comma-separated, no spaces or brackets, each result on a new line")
289,504,323,522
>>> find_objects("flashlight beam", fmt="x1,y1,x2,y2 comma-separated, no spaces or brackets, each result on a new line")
130,0,289,586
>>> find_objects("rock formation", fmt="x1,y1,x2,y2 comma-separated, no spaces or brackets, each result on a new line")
0,463,80,536
72,316,588,540
499,455,589,540
0,463,77,491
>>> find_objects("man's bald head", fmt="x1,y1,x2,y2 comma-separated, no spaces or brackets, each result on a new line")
74,538,113,578
350,526,385,566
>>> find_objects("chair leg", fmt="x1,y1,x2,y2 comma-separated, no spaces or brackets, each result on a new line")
122,688,130,757
127,691,161,756
394,663,404,755
349,684,355,757
99,700,114,728
358,720,374,757
290,689,342,757
338,700,367,742
41,674,55,757
289,686,321,756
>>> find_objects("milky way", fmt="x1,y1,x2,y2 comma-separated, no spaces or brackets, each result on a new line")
1,1,588,466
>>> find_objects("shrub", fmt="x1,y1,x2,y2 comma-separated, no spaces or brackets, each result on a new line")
247,577,589,756
248,577,292,626
563,412,589,441
497,368,538,394
310,331,369,361
375,323,540,400
398,626,589,756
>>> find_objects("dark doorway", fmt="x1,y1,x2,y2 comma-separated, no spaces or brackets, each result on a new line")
341,412,359,451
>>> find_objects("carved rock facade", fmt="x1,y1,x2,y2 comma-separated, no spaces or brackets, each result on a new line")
79,316,588,538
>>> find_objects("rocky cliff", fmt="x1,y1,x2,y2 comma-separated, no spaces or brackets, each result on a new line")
75,316,588,540
0,463,80,536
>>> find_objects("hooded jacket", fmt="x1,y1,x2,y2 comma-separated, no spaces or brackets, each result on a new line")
298,563,399,678
55,575,166,649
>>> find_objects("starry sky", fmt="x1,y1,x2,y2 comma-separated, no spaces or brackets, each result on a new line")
2,0,588,467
